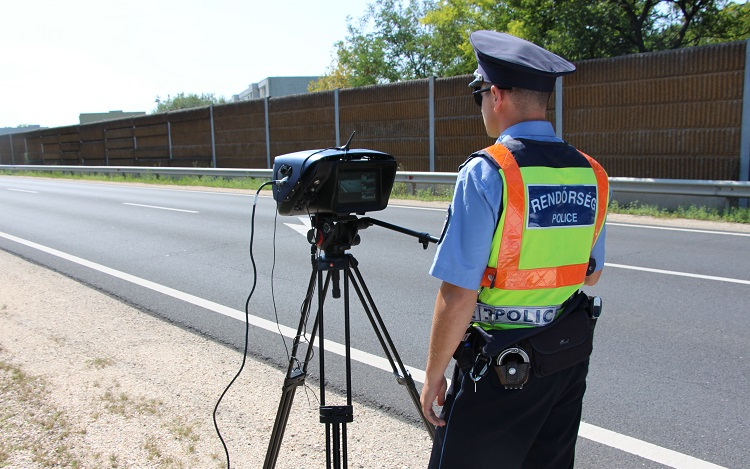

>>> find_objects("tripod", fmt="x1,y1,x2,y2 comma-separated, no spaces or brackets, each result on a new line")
264,215,437,469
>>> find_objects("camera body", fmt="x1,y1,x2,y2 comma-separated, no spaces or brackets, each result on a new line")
272,148,397,216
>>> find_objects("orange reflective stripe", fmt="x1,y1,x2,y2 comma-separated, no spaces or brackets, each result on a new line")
494,262,589,290
481,144,526,288
579,151,609,247
485,144,524,272
479,143,605,291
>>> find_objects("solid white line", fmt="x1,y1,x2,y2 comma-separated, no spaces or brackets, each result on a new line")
608,222,750,237
7,188,38,193
389,204,446,212
0,231,731,469
122,202,198,213
578,423,729,469
283,216,312,237
605,263,750,285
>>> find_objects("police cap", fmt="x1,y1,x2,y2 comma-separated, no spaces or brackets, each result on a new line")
469,31,575,92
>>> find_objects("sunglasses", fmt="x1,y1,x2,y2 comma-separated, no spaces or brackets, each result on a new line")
472,85,512,106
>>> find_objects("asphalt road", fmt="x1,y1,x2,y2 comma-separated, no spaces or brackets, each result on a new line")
1,176,748,469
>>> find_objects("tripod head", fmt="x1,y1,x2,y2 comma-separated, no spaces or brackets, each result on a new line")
306,214,440,258
307,215,364,257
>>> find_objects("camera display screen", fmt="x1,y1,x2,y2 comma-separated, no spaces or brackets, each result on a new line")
337,169,379,205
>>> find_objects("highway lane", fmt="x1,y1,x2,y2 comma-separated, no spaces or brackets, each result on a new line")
1,176,748,469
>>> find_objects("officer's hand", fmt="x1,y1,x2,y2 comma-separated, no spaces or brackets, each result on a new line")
420,375,448,427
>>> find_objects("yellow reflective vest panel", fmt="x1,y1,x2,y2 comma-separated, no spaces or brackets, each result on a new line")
476,140,609,330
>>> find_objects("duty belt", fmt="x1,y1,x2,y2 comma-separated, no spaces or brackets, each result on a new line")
472,303,562,327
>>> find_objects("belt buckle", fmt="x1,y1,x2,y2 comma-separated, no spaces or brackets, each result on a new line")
494,347,531,389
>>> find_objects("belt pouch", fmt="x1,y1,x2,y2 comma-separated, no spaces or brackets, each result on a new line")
527,307,594,378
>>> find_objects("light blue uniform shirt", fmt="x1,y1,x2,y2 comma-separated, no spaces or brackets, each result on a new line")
429,120,606,290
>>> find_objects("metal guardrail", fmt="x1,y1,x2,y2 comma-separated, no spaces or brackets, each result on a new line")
0,164,273,180
2,165,750,199
607,177,750,198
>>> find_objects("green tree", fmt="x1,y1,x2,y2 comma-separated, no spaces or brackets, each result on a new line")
500,0,633,60
312,0,749,90
152,92,227,113
421,0,513,75
309,0,447,90
669,0,750,47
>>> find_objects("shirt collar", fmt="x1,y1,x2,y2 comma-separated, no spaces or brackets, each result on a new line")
498,121,562,143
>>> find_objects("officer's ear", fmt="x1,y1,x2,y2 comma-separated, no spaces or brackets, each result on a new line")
491,85,509,111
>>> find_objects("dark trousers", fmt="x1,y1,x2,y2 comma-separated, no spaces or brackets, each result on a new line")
427,360,589,469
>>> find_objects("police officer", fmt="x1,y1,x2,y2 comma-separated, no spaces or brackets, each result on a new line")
420,31,609,469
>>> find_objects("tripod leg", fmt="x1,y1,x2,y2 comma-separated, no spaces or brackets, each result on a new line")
263,269,332,469
319,257,354,469
347,256,437,439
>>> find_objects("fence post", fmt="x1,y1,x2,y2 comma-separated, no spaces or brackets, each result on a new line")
429,76,435,172
9,134,14,165
167,119,173,161
210,104,217,168
132,124,137,166
740,39,750,207
335,88,341,147
555,77,563,138
103,129,108,166
24,137,28,164
264,97,271,169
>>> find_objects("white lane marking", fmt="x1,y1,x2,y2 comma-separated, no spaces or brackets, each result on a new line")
7,188,38,193
579,423,729,469
608,222,750,237
389,204,446,212
283,216,311,237
0,230,732,469
123,203,198,213
605,263,750,285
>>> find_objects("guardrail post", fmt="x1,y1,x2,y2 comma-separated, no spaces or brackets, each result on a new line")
335,88,341,147
555,77,563,138
210,104,217,168
429,76,435,173
740,38,750,207
265,97,271,169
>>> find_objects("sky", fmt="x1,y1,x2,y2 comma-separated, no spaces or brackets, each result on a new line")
1,0,373,129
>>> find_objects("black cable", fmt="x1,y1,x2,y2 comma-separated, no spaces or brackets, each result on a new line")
274,207,319,405
213,180,275,469
271,207,292,361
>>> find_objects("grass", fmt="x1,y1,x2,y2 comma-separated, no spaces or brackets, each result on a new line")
3,170,749,224
86,357,115,370
0,359,82,468
0,169,267,191
390,182,455,201
100,389,163,417
607,200,750,224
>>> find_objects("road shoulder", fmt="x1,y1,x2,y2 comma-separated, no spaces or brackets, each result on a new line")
0,249,432,468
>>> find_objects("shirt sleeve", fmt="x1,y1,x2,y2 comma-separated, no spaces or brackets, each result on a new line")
429,157,503,290
589,187,610,273
589,224,606,272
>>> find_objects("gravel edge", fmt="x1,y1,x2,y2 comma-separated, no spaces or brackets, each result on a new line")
0,250,432,469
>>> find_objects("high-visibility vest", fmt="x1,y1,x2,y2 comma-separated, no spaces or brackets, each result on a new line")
475,139,609,330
